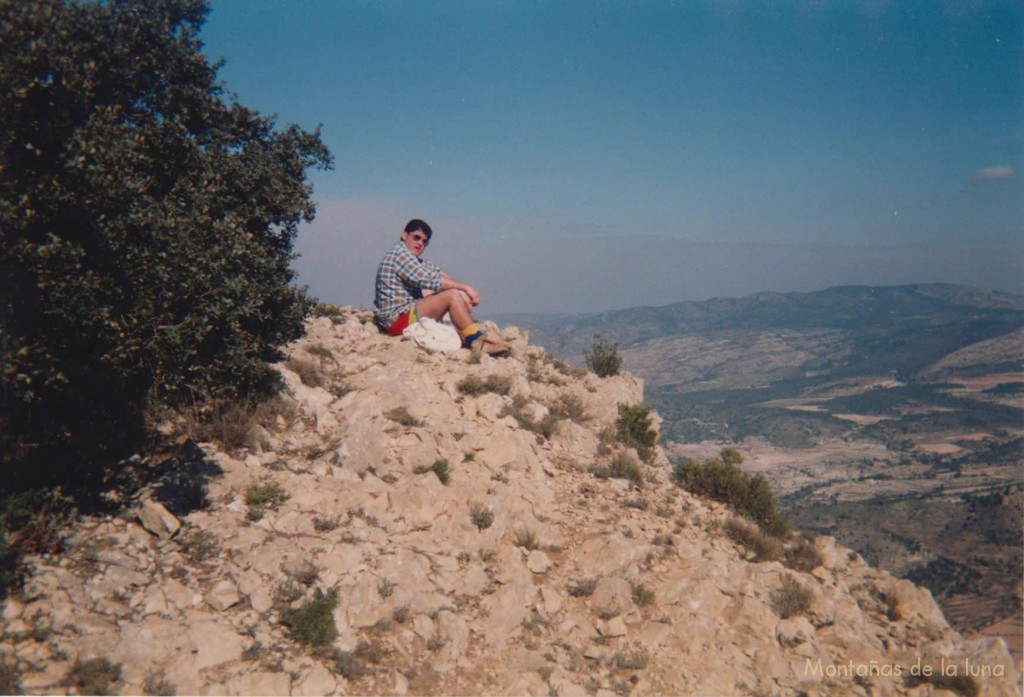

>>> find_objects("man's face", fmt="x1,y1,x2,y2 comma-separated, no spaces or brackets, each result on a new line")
401,229,429,257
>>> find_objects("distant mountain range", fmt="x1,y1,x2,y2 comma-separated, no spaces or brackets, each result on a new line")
501,284,1024,636
499,283,1024,446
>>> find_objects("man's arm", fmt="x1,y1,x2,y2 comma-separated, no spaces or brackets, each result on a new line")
440,271,480,306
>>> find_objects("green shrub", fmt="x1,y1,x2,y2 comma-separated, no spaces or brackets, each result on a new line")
430,459,450,485
672,450,791,538
245,482,289,508
244,481,289,520
1,0,332,490
63,657,122,696
584,334,623,378
280,587,339,647
616,404,657,464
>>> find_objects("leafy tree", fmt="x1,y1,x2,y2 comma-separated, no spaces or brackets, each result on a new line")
0,0,332,487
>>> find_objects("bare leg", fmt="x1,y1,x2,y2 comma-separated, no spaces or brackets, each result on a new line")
416,289,474,331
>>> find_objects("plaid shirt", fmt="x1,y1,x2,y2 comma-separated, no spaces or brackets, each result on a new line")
373,241,443,327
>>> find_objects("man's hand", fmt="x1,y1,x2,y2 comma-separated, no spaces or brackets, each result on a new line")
461,286,480,306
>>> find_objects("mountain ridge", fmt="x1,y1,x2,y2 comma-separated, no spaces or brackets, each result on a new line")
0,310,1018,696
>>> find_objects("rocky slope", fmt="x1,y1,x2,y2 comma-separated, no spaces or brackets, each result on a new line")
0,310,1018,696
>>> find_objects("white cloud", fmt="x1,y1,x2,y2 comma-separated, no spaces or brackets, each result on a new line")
970,165,1014,183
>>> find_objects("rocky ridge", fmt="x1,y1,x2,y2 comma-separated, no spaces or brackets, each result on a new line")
0,310,1018,696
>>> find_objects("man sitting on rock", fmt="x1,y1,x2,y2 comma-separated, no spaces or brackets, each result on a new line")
373,218,510,356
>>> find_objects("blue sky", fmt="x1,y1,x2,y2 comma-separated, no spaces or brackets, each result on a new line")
200,0,1022,314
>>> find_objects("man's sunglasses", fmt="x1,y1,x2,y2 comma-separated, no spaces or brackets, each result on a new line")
408,233,429,245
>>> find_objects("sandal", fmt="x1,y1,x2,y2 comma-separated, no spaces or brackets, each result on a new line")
470,336,512,357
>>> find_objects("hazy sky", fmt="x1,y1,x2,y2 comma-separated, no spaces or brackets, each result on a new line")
200,0,1023,314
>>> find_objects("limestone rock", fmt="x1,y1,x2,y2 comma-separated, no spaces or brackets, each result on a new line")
4,308,1018,697
137,499,180,539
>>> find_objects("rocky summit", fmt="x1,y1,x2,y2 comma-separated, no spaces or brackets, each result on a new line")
1,309,1019,696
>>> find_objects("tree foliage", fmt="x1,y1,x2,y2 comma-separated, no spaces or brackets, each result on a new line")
616,403,657,464
0,0,332,486
672,449,792,538
584,333,622,377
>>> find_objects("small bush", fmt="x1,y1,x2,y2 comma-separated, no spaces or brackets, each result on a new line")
311,303,346,323
304,344,335,361
0,656,21,696
874,586,903,621
179,528,219,564
245,481,289,510
672,450,791,538
631,581,655,606
63,657,122,696
584,334,622,378
513,527,540,551
723,516,783,562
430,459,450,485
1,489,76,599
319,647,367,680
285,358,323,388
550,393,587,423
143,671,176,696
568,578,598,597
616,404,657,464
377,580,395,598
274,580,304,606
280,587,339,647
770,575,812,619
501,395,559,439
290,560,320,588
612,649,648,670
784,534,823,572
392,605,410,624
385,406,423,427
457,374,512,396
592,452,644,487
184,400,260,451
313,515,341,532
470,504,494,531
904,672,979,697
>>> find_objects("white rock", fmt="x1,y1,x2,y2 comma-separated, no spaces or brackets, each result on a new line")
527,550,553,574
137,499,180,539
206,579,240,612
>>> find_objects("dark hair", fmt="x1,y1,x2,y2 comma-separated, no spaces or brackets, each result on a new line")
404,218,432,240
